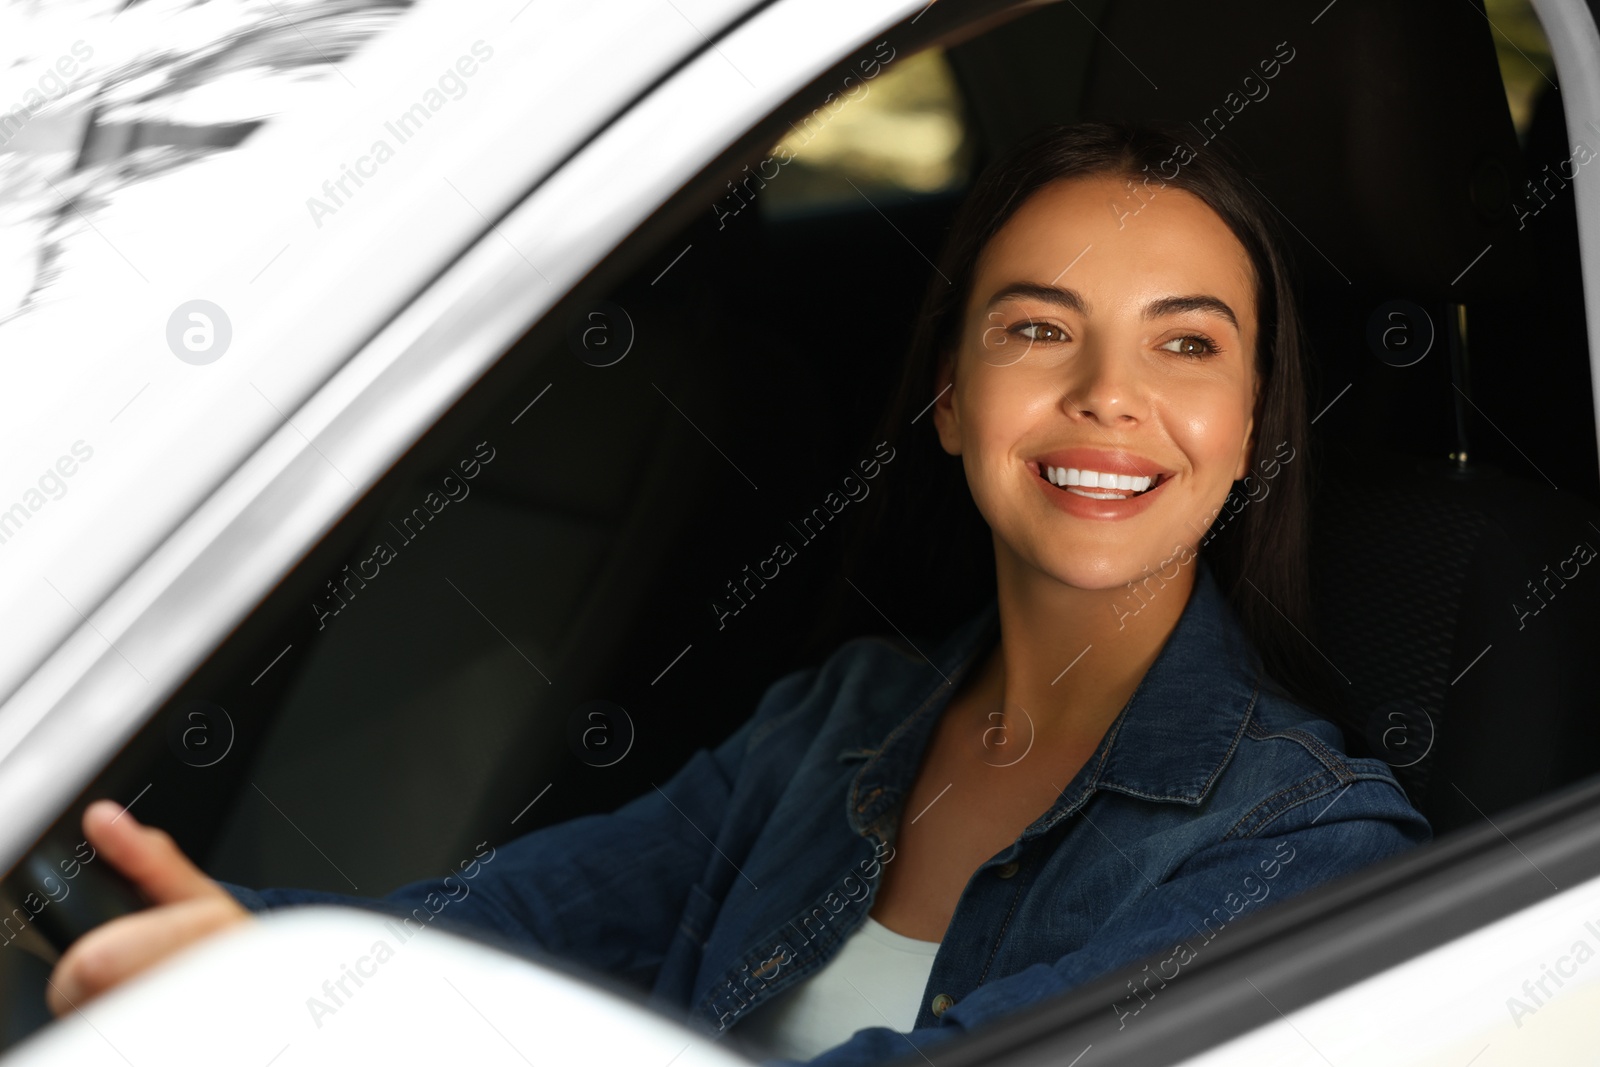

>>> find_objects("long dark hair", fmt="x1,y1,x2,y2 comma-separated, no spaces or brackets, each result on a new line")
807,120,1356,744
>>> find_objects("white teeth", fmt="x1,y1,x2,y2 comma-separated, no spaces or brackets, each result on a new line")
1041,465,1158,494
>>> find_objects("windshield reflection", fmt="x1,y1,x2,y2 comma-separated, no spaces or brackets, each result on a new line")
0,0,416,329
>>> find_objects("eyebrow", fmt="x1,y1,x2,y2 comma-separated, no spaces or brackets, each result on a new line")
985,283,1240,332
1144,294,1240,332
986,282,1089,315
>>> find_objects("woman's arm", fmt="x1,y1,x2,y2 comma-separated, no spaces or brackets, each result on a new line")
233,661,825,988
52,661,824,1010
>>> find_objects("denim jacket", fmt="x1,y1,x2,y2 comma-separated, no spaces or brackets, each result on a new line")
225,556,1431,1066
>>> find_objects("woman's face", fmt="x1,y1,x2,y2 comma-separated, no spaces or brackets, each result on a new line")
933,173,1260,591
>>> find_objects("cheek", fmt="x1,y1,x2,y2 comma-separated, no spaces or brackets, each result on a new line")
961,368,1058,458
1159,380,1252,474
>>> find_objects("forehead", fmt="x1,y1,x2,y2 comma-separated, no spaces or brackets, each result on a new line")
971,174,1259,321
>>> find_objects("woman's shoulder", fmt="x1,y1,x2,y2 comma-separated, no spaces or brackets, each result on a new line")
1239,681,1367,768
1214,677,1432,841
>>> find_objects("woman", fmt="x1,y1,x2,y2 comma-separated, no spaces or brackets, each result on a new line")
48,122,1430,1066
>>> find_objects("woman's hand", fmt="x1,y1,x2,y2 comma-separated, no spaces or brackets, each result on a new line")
45,799,251,1016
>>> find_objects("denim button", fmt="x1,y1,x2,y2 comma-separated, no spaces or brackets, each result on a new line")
995,861,1020,879
931,993,955,1016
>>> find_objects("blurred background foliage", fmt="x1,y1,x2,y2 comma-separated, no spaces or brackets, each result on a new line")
1484,0,1556,139
759,48,972,217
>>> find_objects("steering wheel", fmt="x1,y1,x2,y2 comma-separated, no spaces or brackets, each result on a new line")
6,834,145,955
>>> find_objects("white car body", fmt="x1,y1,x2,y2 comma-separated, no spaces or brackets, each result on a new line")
2,0,1600,1064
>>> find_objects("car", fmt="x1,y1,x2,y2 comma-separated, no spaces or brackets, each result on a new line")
0,0,1598,1063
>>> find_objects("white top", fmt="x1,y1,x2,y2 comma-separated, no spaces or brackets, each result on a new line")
736,916,942,1061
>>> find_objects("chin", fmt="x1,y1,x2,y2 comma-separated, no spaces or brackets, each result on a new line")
1026,530,1198,591
1038,550,1161,593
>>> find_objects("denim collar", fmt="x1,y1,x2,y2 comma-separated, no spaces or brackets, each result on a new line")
842,555,1265,842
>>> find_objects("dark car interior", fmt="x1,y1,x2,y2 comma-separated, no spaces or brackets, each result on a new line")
1,0,1594,1055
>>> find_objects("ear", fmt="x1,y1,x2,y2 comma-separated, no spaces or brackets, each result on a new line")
1234,418,1256,481
1233,372,1262,481
931,349,962,456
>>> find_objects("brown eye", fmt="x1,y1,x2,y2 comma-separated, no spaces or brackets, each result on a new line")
1160,334,1220,358
1016,322,1069,343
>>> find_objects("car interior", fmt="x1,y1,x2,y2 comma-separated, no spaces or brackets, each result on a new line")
0,0,1594,1055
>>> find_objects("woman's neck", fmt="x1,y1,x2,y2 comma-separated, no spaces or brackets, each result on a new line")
976,536,1199,755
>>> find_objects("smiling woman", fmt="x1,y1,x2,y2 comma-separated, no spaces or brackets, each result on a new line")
43,122,1431,1067
839,120,1330,734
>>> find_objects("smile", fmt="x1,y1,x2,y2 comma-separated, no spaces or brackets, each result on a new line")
1025,453,1174,520
1040,466,1165,499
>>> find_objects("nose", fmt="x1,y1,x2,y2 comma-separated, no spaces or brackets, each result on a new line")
1063,337,1147,425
